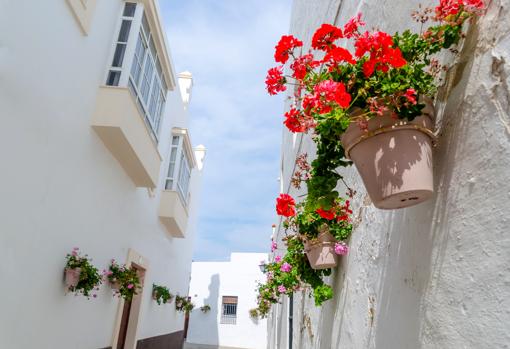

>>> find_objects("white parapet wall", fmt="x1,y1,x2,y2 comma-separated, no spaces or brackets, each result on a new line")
268,0,510,348
186,253,268,349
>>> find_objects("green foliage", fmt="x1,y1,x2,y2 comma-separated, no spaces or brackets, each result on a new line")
106,261,141,301
175,295,195,313
64,249,102,298
152,284,173,305
200,304,211,313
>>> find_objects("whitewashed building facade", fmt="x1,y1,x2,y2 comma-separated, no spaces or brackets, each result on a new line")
0,1,205,348
269,0,510,348
186,253,268,349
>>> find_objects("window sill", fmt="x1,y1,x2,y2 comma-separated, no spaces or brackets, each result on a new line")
91,86,162,188
158,190,189,238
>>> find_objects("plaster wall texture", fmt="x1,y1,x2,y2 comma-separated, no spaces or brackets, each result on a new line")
268,0,510,348
0,1,203,348
186,253,268,349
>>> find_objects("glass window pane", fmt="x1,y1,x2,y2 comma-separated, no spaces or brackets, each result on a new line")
172,136,179,145
106,70,121,86
117,20,132,43
142,15,150,38
149,37,157,58
165,179,173,190
123,2,136,17
112,43,126,67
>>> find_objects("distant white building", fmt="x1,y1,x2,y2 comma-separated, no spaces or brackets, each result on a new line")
0,1,204,348
186,253,268,349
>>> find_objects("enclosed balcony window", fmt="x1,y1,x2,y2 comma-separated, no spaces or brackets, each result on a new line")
105,2,168,143
165,135,192,204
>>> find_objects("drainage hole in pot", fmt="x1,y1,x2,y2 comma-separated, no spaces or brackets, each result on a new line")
408,197,419,201
401,198,408,202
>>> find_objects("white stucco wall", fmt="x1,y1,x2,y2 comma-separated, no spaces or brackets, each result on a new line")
186,253,268,349
269,0,510,348
0,1,204,348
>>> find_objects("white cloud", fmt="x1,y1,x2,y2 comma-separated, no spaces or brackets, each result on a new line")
162,0,292,260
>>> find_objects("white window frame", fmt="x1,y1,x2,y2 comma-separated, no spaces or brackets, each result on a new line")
165,134,193,205
105,2,168,143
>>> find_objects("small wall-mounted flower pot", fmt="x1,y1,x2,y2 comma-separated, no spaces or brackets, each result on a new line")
304,232,338,269
64,267,81,288
341,98,435,209
109,279,120,291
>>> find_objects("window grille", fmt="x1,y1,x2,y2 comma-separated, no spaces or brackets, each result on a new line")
220,296,238,325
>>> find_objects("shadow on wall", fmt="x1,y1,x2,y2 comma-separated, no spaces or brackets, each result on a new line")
188,273,220,346
372,21,482,349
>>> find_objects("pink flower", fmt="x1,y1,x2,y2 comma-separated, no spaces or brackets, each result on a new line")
127,284,134,289
404,88,417,105
280,262,292,273
271,241,277,252
277,285,287,293
274,256,282,263
334,242,349,256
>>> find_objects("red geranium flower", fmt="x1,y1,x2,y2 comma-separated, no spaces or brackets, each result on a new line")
343,13,365,39
274,35,303,64
404,88,417,105
265,66,286,95
312,24,343,51
314,80,352,109
290,54,319,80
323,47,356,65
316,208,336,220
276,194,296,217
283,108,306,133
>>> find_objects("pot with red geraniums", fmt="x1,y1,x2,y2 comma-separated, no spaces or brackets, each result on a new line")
175,295,195,313
266,0,485,210
152,284,173,305
64,247,102,298
104,260,141,302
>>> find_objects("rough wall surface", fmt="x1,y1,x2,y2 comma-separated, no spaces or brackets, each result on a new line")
268,0,510,348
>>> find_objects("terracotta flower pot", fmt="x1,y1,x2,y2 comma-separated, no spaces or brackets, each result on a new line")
110,279,120,290
341,98,435,209
304,232,338,269
64,267,81,288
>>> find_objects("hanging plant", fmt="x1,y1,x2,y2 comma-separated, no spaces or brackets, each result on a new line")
104,260,141,301
266,0,485,210
257,0,486,315
175,295,195,313
64,247,102,298
152,284,174,305
249,308,259,319
200,304,211,313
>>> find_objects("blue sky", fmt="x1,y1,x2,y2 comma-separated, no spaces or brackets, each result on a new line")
160,1,293,261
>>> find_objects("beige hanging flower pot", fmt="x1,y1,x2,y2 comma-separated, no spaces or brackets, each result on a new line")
64,267,81,288
304,231,338,270
341,98,436,209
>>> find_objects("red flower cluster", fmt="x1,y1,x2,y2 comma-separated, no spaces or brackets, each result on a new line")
290,54,319,80
435,0,484,20
274,35,303,64
314,80,352,109
404,88,417,104
316,208,336,220
284,107,314,133
315,200,353,221
265,66,286,95
276,194,296,217
323,47,356,66
355,31,407,77
312,24,343,51
343,13,365,39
